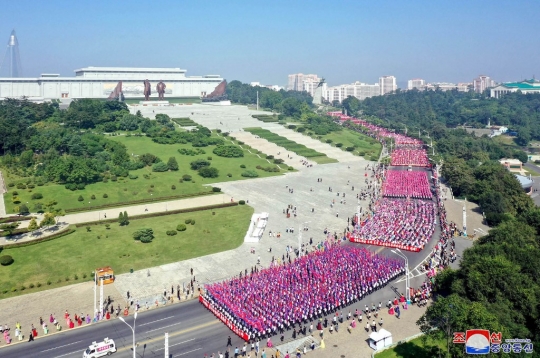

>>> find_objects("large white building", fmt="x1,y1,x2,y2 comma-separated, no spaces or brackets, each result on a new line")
490,79,540,98
407,78,425,90
379,75,397,95
424,82,471,92
287,73,322,96
324,82,380,103
0,66,223,100
473,75,496,93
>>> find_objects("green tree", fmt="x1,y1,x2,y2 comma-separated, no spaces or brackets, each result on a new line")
132,228,154,243
18,203,29,215
123,211,129,225
342,96,360,116
40,212,56,228
167,157,179,171
0,222,20,235
27,217,39,231
118,212,124,225
198,167,219,178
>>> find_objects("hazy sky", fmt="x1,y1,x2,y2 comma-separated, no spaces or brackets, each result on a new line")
1,0,539,87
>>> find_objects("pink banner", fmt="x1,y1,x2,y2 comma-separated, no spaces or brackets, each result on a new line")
199,295,250,341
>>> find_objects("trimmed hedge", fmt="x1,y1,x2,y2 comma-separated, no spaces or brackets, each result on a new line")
0,216,33,224
176,224,187,231
0,228,75,249
75,202,238,227
65,191,214,213
0,255,14,266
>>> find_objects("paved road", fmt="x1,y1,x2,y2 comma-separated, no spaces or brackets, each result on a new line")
0,299,248,358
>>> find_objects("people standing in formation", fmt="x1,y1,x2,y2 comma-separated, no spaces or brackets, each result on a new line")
351,199,436,250
390,149,430,167
202,245,404,340
383,171,433,199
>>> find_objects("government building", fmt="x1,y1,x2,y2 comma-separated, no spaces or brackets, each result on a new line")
0,66,223,100
490,79,540,98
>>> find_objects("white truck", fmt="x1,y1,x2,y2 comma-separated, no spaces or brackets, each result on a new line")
83,338,117,357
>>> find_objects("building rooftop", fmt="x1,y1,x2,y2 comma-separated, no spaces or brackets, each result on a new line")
515,174,533,188
498,79,540,90
74,67,187,73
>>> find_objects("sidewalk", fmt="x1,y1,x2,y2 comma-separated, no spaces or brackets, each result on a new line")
307,305,427,358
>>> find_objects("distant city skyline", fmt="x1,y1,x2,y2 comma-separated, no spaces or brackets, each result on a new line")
0,1,539,87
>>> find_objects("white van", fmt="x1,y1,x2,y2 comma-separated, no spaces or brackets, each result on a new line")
83,338,117,357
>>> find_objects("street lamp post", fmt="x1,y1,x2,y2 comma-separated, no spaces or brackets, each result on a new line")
391,248,410,303
119,312,137,358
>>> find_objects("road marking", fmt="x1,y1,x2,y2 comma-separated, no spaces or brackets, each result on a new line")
117,320,219,353
175,348,202,356
145,321,182,333
41,340,82,352
139,316,175,326
155,338,196,351
53,349,82,358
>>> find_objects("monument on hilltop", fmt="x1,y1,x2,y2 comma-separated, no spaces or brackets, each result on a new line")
202,80,228,102
143,79,151,100
313,78,325,105
156,81,166,100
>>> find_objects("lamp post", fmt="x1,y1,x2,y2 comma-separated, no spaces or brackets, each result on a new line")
119,312,137,358
391,248,410,303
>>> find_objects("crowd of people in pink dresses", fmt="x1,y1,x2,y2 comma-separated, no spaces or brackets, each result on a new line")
390,149,430,167
383,170,432,199
350,199,436,251
202,245,404,340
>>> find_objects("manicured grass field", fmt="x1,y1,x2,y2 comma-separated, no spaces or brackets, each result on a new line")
318,128,382,159
0,205,253,298
244,127,336,164
375,335,447,358
3,134,283,214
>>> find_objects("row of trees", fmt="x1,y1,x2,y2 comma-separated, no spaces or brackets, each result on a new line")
226,81,313,118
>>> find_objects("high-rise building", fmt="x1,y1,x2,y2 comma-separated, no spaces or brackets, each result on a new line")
323,82,380,103
473,75,496,93
287,73,321,96
379,76,397,95
407,78,425,90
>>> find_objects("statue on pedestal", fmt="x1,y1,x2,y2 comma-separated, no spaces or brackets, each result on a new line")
156,81,166,100
143,79,151,101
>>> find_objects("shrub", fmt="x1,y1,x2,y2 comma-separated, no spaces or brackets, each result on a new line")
29,283,35,288
212,187,221,192
91,194,96,200
152,162,169,172
167,157,179,171
0,255,14,266
207,156,213,160
110,175,118,182
273,159,284,164
288,166,294,171
65,183,77,191
216,129,222,133
288,124,297,129
105,224,111,229
78,195,84,202
171,185,176,190
346,146,355,151
12,191,18,196
190,159,210,170
129,174,138,179
16,183,27,189
7,183,14,187
77,183,86,190
213,145,243,158
190,220,195,225
166,230,177,236
239,200,246,205
132,228,154,243
74,274,79,280
182,174,192,181
198,167,219,178
227,173,232,177
31,193,43,200
177,224,187,231
297,127,306,133
237,141,244,145
222,132,229,136
185,219,192,224
266,155,274,160
358,151,366,156
240,164,246,168
47,280,52,285
241,170,259,178
36,282,42,287
326,139,333,144
335,143,343,147
103,193,108,198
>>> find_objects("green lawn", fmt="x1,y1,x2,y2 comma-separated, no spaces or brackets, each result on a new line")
3,134,283,214
317,128,382,160
0,205,253,298
244,127,337,164
375,335,447,358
